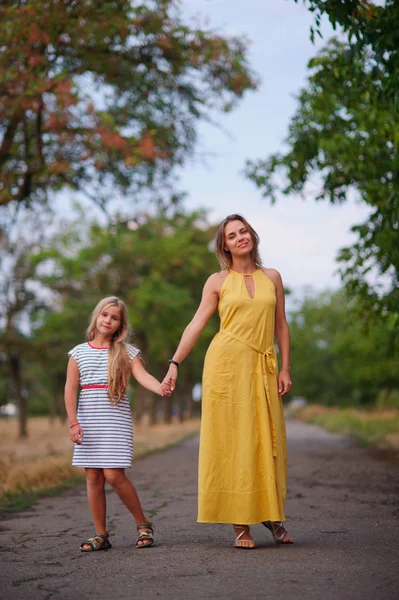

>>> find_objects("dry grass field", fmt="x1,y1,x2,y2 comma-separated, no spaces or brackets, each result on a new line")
292,405,399,450
0,416,200,499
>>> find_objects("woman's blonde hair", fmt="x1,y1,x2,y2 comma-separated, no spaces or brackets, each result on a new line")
87,296,132,404
215,214,262,270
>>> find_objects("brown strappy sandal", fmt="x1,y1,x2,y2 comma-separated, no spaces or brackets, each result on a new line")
136,523,154,548
80,532,112,552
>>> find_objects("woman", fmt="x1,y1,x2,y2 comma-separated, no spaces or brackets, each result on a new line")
162,214,293,549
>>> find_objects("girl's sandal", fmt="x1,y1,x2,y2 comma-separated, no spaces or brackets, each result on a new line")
80,532,112,552
262,521,294,544
233,525,255,550
136,523,154,548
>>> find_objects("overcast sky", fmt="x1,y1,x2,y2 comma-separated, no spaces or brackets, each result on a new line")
54,0,371,298
178,0,371,293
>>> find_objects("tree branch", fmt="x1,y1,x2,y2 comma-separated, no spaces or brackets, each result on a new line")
0,111,23,168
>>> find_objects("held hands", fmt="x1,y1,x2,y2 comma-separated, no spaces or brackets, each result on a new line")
160,379,173,396
278,368,292,396
161,363,178,396
69,422,83,445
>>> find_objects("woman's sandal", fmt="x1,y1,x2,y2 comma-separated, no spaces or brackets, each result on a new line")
80,532,112,552
136,523,154,548
233,525,256,550
262,521,294,544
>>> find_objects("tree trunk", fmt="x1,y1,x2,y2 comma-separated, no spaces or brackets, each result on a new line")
8,351,27,438
188,394,201,419
178,382,192,422
133,385,146,425
164,395,173,424
149,393,158,426
179,379,196,421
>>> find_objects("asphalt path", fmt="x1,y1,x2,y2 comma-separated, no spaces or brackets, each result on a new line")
0,418,398,600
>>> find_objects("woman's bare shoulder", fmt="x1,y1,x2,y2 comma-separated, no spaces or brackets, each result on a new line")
206,270,230,292
261,267,282,286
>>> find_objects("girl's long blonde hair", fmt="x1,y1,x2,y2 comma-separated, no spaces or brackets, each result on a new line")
87,296,132,404
215,214,262,270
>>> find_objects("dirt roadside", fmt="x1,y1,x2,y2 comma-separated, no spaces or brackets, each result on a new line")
0,418,398,600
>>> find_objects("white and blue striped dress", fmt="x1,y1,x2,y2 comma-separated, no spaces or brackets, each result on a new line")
68,342,140,468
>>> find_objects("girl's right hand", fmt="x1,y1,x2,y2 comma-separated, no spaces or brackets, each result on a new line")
69,423,83,445
160,379,172,396
162,364,178,393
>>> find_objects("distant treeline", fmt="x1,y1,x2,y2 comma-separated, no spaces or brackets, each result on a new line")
1,207,398,439
0,208,220,436
289,290,399,409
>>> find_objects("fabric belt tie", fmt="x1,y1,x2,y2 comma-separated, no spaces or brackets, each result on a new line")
219,329,278,457
81,384,108,390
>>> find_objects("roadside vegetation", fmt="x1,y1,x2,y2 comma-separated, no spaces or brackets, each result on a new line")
0,416,200,513
1,0,398,510
291,405,399,452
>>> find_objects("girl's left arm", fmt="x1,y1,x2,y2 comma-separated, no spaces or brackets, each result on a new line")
268,269,292,396
131,356,168,396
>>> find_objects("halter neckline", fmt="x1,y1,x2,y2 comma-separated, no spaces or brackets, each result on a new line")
229,268,259,276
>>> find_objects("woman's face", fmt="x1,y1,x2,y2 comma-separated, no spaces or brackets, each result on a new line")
224,220,253,257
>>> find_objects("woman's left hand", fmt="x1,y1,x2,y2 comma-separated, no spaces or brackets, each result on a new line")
278,369,292,396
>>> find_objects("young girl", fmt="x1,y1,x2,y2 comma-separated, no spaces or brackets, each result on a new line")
65,296,171,552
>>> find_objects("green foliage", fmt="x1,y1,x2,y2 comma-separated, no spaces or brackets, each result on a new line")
250,0,399,342
0,210,53,431
294,0,399,100
0,0,257,210
246,38,398,344
28,207,219,415
289,289,399,407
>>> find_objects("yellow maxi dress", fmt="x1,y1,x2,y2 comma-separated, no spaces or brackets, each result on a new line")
198,269,287,524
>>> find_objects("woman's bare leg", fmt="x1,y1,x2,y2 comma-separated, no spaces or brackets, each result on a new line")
233,524,255,549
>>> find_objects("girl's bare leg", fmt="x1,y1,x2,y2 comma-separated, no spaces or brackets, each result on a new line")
103,468,148,524
85,468,107,535
103,468,151,546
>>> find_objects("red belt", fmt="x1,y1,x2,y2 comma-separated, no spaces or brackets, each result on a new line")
81,384,108,390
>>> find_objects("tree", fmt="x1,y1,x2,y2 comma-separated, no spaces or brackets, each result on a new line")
0,0,257,212
289,289,399,407
245,39,399,346
0,210,50,436
294,0,399,100
31,207,219,423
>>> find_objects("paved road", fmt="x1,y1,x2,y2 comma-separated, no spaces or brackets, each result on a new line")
0,419,398,600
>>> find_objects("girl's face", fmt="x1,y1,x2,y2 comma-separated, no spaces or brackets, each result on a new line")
96,304,121,337
224,220,253,257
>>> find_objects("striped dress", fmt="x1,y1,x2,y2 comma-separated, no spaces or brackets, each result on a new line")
68,341,140,468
